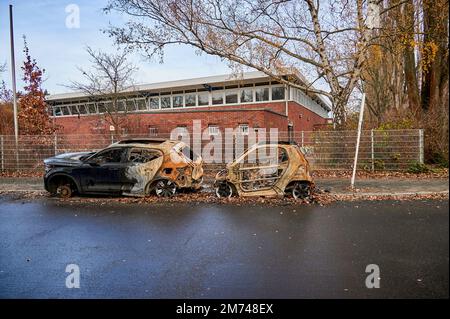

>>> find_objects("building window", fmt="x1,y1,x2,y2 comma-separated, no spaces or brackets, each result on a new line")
208,125,220,136
225,90,238,104
149,126,158,136
149,97,159,109
125,100,135,112
212,91,223,105
240,88,253,103
69,105,79,115
87,103,97,114
198,92,209,106
271,86,285,100
160,95,171,109
172,95,184,108
53,107,62,116
136,98,147,111
78,105,88,114
238,124,249,135
255,87,269,102
185,93,196,107
117,100,126,112
97,102,107,114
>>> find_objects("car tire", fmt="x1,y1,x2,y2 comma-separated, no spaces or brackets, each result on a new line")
215,182,233,198
154,180,177,197
292,182,311,200
56,184,73,198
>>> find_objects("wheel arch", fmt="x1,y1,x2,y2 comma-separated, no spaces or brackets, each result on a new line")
46,173,80,194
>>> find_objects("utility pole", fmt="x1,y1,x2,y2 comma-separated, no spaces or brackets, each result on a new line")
9,4,19,167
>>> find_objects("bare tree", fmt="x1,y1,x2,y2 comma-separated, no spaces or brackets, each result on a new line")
68,46,137,132
103,0,396,125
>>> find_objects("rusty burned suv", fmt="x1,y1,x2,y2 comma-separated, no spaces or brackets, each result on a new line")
44,139,204,198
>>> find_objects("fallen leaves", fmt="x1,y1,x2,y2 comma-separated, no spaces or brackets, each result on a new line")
0,188,447,207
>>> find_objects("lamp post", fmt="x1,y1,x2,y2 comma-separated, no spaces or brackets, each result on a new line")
9,4,19,167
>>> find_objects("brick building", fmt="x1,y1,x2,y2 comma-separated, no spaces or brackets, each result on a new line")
46,71,331,136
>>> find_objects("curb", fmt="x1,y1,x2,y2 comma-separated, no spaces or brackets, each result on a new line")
331,190,449,197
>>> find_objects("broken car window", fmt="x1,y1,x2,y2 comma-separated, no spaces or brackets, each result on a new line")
91,148,125,164
128,148,161,164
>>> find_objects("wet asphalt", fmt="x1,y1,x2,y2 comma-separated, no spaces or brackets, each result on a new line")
0,196,448,299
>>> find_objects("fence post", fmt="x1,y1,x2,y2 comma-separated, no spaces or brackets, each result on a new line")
371,129,374,172
54,134,58,156
0,136,3,172
419,129,424,164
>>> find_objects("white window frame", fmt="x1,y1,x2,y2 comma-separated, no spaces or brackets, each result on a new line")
211,90,224,106
148,96,160,110
208,125,220,136
238,124,249,136
149,126,158,136
254,86,270,102
271,85,285,101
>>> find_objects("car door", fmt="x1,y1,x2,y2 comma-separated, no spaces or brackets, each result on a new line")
121,147,164,194
237,146,289,192
78,147,128,193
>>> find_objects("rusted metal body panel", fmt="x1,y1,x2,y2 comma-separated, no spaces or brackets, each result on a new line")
214,143,313,198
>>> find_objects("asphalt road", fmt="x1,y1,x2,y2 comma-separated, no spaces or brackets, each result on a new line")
0,196,448,298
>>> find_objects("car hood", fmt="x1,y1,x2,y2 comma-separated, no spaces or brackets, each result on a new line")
44,151,94,166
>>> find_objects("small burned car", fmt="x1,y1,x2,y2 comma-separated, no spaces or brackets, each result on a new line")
44,138,203,198
214,142,313,199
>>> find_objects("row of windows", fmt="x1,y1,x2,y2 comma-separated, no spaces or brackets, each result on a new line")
148,124,250,137
291,88,328,118
50,84,286,116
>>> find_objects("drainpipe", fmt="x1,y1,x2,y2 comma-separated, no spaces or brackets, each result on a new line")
285,84,289,117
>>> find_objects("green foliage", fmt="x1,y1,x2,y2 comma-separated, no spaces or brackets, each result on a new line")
427,152,449,168
374,159,385,170
407,162,431,174
377,118,416,130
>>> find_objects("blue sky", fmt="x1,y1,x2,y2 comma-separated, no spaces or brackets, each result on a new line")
0,0,231,94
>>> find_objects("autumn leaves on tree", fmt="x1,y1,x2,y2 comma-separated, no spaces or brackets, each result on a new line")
0,38,57,135
18,37,57,135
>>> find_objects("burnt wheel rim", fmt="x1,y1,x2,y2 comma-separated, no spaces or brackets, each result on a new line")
155,180,176,197
216,183,232,198
292,183,310,200
57,185,72,198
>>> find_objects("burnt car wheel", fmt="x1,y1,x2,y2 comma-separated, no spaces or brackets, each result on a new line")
56,184,73,198
292,182,311,200
154,180,177,197
215,182,233,198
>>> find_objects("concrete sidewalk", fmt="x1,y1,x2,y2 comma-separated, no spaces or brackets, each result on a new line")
0,176,448,195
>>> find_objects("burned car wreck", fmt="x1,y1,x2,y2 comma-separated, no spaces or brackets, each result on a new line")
44,139,203,198
214,142,313,199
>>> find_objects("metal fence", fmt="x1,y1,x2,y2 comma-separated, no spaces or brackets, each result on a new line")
0,129,424,173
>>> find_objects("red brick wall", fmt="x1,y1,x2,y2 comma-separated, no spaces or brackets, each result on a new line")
53,101,328,135
287,101,329,131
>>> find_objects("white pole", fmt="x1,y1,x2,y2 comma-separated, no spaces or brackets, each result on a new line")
419,129,424,164
371,129,374,172
351,93,366,189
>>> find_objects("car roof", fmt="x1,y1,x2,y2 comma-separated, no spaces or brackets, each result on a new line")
106,139,184,152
